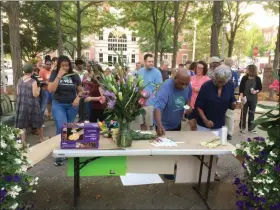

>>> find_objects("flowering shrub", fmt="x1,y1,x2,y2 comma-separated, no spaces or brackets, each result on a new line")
233,76,280,209
0,125,38,209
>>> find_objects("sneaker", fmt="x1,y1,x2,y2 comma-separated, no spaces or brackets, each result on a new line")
42,124,45,128
249,130,258,134
227,135,232,140
240,130,246,134
214,173,221,181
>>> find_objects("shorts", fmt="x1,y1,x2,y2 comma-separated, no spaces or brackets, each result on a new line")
130,105,154,130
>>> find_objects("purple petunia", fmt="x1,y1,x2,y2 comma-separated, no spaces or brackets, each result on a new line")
233,177,241,185
254,136,265,141
0,189,7,204
236,200,244,208
247,137,252,142
255,158,266,164
270,203,280,210
274,165,280,173
258,168,264,174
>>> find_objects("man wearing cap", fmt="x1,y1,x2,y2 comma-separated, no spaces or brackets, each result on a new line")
207,56,222,79
224,58,238,140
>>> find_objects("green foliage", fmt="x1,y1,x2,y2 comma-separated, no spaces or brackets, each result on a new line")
3,1,58,61
0,125,38,209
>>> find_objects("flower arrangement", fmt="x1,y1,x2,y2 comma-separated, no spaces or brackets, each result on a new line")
0,125,38,209
97,55,150,147
233,75,279,209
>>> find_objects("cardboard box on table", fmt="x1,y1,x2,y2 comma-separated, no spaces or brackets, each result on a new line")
28,131,235,183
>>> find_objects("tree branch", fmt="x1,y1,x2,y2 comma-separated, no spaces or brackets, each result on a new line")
60,8,77,23
80,1,102,13
177,2,189,33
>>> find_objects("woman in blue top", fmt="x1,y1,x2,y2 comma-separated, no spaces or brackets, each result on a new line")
48,55,82,166
195,65,238,181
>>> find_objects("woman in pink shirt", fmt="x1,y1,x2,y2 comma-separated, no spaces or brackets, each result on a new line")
188,61,210,130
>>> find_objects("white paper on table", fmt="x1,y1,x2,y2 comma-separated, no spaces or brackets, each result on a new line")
211,131,219,137
150,137,178,147
120,173,164,186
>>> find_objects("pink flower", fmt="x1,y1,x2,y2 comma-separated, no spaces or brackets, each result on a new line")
138,98,146,106
141,90,149,98
269,79,279,92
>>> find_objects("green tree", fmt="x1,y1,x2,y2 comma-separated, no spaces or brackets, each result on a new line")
3,1,58,62
262,1,279,72
116,2,174,67
224,2,253,57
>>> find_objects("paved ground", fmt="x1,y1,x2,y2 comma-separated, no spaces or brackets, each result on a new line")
23,104,272,210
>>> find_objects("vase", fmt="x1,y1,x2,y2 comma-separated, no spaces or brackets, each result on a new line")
116,122,132,147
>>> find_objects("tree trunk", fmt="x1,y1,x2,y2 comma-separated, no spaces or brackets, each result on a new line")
228,40,234,57
160,51,164,63
172,1,179,68
273,24,279,72
154,36,159,68
76,1,82,59
55,1,64,56
5,1,22,97
210,1,223,57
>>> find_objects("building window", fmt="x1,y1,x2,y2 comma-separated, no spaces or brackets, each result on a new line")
131,54,135,63
164,54,168,60
85,52,90,60
182,55,188,64
98,31,103,40
99,53,103,63
108,32,127,51
132,33,136,41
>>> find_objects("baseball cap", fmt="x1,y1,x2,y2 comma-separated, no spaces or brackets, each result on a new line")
224,58,234,67
209,56,223,64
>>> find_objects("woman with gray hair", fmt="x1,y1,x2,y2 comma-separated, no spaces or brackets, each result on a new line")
195,65,236,131
194,65,237,180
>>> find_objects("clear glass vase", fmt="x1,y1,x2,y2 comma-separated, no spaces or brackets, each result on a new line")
117,122,132,147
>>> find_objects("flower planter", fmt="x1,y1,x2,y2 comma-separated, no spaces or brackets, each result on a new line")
116,122,132,148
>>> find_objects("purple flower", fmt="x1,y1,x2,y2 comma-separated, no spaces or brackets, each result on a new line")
260,151,268,157
0,189,7,204
107,100,116,109
245,202,253,208
259,197,266,203
4,175,13,182
135,87,139,92
270,203,280,210
255,158,266,164
254,136,265,141
236,200,244,208
233,177,241,185
247,137,252,142
274,165,280,173
258,168,264,174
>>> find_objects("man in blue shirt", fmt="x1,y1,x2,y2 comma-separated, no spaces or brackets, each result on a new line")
132,54,162,131
154,70,192,136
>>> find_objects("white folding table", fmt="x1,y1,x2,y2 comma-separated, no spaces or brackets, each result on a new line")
52,131,236,209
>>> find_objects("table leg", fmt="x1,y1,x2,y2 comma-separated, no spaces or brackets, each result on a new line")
74,157,80,207
192,155,214,210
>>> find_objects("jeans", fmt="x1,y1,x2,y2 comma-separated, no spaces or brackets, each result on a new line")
41,89,53,118
52,100,78,135
52,100,78,165
239,101,257,131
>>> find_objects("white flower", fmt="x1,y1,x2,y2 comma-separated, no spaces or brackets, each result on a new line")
257,145,264,151
12,185,22,193
8,191,19,199
270,151,277,157
8,134,15,140
232,150,237,156
14,159,22,165
1,187,4,190
258,190,265,196
235,144,241,149
35,182,38,185
35,177,39,181
0,152,3,155
273,188,279,191
265,138,274,146
264,187,269,193
266,179,273,184
0,141,7,149
16,139,22,144
10,203,18,210
33,190,37,193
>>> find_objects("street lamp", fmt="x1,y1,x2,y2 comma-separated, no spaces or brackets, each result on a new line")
192,19,198,61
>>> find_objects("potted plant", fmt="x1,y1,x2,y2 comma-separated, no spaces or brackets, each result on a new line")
0,125,38,209
233,74,279,209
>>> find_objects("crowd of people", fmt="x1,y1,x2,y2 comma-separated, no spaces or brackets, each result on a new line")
15,53,262,168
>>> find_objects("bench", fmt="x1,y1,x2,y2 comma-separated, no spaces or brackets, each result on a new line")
0,93,16,126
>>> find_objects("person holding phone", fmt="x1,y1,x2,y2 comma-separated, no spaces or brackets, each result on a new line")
48,55,83,166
